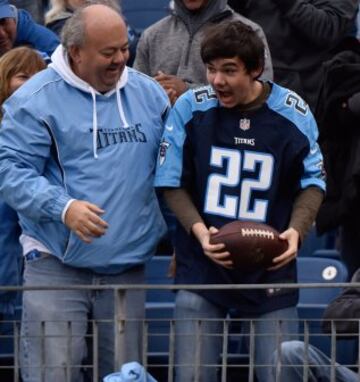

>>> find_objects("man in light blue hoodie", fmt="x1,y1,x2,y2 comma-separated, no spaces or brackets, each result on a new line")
0,3,169,381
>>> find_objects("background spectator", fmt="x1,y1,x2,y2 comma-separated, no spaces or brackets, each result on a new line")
0,46,46,117
315,38,360,277
134,0,273,104
242,0,358,111
0,46,46,320
271,268,360,382
10,0,45,23
0,0,59,58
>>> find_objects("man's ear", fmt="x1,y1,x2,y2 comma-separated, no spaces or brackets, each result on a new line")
68,45,81,65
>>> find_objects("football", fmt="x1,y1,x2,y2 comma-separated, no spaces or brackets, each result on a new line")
210,221,288,269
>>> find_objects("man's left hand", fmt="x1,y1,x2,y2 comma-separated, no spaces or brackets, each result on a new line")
267,227,299,270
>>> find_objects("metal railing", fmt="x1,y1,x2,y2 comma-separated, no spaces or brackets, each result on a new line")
0,283,359,382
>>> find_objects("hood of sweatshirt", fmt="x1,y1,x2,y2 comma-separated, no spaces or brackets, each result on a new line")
174,0,230,35
49,44,129,159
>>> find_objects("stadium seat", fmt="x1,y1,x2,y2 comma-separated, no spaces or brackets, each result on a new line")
312,248,341,260
298,227,337,257
121,0,171,33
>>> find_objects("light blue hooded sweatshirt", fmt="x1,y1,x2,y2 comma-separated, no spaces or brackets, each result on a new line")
0,45,169,274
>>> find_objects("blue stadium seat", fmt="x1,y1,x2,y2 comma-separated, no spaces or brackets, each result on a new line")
297,256,348,305
313,248,341,260
121,0,171,33
298,227,337,257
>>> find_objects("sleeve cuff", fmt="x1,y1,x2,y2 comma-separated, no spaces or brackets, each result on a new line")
61,198,76,223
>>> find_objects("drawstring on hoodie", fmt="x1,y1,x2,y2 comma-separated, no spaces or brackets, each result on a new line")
49,45,131,160
91,85,129,159
90,89,99,159
116,82,130,129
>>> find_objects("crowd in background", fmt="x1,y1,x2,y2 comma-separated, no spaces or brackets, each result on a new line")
0,0,359,381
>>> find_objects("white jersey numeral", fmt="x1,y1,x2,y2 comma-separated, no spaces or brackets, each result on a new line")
204,147,274,221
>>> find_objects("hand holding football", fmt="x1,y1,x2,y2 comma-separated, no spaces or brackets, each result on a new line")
210,221,288,269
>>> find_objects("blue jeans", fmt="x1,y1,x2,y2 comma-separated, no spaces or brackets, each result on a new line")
174,290,298,382
271,340,358,382
20,255,145,382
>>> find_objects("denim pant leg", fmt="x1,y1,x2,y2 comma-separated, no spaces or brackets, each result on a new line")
271,340,359,382
174,290,227,382
92,265,145,379
241,306,299,382
20,256,91,382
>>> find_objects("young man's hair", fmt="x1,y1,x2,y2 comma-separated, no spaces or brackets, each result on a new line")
200,20,265,75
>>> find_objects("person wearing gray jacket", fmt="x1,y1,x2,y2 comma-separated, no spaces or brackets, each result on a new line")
133,0,273,104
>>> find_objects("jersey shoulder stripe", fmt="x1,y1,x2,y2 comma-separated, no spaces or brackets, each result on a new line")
266,82,318,143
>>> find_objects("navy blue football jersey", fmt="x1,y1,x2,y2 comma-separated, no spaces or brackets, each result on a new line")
155,82,326,314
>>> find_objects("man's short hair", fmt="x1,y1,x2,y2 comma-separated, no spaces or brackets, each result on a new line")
61,0,121,51
200,21,265,74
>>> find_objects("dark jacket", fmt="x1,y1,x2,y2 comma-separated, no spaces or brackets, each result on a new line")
322,268,360,335
315,40,360,234
243,0,358,111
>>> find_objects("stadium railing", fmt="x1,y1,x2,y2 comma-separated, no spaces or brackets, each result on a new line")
0,278,358,382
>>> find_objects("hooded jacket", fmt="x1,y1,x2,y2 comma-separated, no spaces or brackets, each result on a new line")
133,0,273,85
15,7,59,56
0,45,169,274
243,0,358,111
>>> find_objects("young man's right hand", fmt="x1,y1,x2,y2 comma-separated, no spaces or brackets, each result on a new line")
192,222,233,269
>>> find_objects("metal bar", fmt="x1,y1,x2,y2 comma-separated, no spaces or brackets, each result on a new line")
0,282,358,292
194,319,202,382
66,321,71,382
330,321,336,382
248,320,255,382
168,319,175,382
40,321,45,382
220,319,229,382
13,321,20,382
92,320,99,382
142,320,148,369
303,320,309,382
114,288,126,369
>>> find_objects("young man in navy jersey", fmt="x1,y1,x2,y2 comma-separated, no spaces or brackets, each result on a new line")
155,20,326,382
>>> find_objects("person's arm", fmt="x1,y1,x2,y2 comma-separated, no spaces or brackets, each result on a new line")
289,186,325,243
163,187,232,268
273,0,358,46
133,31,151,75
269,187,324,270
16,8,60,56
0,97,107,242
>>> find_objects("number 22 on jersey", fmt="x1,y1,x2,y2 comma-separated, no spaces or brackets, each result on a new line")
204,147,274,222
